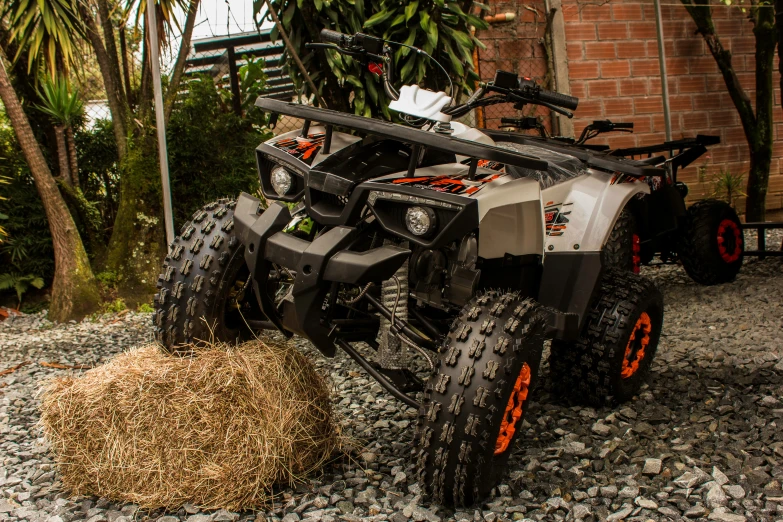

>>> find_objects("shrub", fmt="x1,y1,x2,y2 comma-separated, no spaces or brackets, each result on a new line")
0,121,54,282
167,75,273,223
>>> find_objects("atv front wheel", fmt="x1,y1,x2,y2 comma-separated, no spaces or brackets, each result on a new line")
678,199,744,285
415,291,545,507
154,199,265,351
549,269,663,407
601,209,640,273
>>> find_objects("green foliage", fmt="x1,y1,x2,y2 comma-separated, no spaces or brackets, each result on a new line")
711,169,746,209
137,302,154,313
75,120,120,229
239,56,270,118
57,180,105,258
258,0,487,118
102,297,127,314
167,75,273,224
2,0,86,76
0,174,8,242
35,75,84,126
0,121,55,282
96,271,119,288
0,273,45,307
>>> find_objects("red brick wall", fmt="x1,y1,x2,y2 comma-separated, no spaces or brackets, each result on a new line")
475,0,552,129
477,0,783,213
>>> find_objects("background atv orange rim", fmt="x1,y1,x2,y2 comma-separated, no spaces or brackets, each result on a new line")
717,219,742,263
632,233,641,274
495,363,531,455
620,312,652,379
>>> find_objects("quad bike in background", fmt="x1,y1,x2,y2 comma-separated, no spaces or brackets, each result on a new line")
153,30,665,506
503,116,743,285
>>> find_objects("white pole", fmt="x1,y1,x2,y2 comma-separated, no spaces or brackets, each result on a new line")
653,0,672,141
146,1,175,246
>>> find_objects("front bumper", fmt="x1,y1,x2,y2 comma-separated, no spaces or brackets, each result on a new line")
233,192,410,356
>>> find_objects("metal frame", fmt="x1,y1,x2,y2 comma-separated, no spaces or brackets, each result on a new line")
186,30,296,113
741,222,783,257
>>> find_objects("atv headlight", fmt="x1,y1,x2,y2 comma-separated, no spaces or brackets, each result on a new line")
270,165,293,195
405,206,436,236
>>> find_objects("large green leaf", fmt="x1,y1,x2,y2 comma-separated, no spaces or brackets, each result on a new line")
399,54,417,82
404,1,418,22
260,0,482,120
426,19,438,47
363,8,392,28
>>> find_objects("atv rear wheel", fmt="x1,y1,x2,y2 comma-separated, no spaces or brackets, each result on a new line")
549,269,663,407
678,199,744,285
601,209,640,274
154,199,265,351
415,291,545,507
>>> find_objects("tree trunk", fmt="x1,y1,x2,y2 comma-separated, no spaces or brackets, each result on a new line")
66,126,80,189
682,0,774,221
95,0,127,106
138,16,154,121
104,131,166,305
78,1,129,161
53,124,72,186
119,26,134,108
0,50,101,321
745,4,776,222
778,0,783,97
164,0,200,125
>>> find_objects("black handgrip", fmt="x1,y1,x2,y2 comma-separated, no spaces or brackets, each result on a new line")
320,28,348,46
613,122,634,129
537,89,579,111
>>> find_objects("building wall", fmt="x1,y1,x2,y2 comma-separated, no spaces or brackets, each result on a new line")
477,0,783,213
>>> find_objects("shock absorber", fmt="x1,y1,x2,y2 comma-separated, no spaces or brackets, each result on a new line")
376,243,409,370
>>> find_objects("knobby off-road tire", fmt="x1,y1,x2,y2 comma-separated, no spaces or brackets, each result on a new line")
415,291,545,507
678,199,744,285
154,199,256,351
601,209,640,273
549,269,663,407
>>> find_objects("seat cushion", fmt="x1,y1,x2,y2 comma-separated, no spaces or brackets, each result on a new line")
496,141,587,189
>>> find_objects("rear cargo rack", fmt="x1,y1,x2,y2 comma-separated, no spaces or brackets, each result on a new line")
481,129,666,178
611,135,721,181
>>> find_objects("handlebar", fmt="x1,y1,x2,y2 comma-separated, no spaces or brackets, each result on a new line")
318,29,384,55
319,28,348,46
518,78,579,111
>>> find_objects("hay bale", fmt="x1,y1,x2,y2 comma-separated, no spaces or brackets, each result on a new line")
39,340,336,510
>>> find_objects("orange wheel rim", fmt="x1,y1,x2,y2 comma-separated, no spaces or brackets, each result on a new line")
494,363,531,455
620,312,652,379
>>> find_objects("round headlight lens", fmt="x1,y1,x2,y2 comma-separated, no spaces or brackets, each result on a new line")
405,206,436,236
270,165,293,195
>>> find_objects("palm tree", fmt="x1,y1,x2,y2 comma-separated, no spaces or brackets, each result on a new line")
3,0,86,78
36,76,84,188
1,8,101,320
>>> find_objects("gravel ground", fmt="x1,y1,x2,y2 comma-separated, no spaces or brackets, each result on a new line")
2,239,783,522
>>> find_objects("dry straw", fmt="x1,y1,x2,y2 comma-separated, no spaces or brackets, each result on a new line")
39,340,337,511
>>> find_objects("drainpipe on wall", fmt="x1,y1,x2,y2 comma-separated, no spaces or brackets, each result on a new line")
654,0,673,141
544,0,574,138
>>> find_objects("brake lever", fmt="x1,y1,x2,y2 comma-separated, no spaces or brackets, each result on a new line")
507,93,573,118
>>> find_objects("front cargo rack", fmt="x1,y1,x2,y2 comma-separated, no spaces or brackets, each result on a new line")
256,97,549,177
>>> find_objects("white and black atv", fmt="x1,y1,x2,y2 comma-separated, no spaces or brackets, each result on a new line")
154,30,664,506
